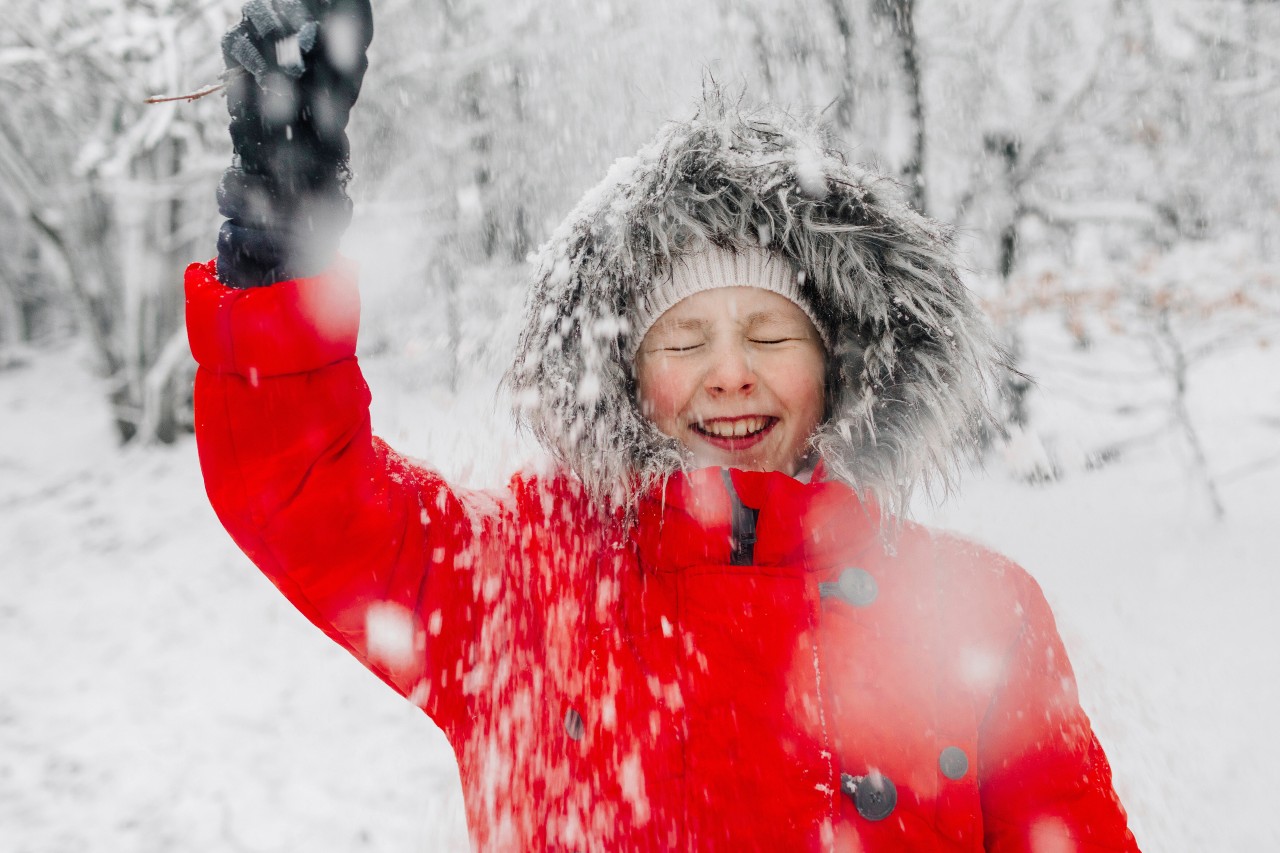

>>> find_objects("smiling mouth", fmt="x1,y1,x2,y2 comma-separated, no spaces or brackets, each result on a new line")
691,416,778,449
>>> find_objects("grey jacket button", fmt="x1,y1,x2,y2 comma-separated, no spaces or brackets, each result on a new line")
840,772,897,821
939,746,969,780
564,708,585,741
820,567,878,607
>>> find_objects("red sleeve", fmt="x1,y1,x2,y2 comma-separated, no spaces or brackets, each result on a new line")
185,259,489,736
978,574,1140,851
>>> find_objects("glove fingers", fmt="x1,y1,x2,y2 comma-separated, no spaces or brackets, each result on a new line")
222,26,269,84
269,0,317,78
304,5,372,136
242,1,334,49
299,0,337,19
225,2,369,141
242,0,281,39
296,20,319,54
274,0,314,32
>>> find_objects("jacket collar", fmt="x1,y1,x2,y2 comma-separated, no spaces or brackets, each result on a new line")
633,466,881,573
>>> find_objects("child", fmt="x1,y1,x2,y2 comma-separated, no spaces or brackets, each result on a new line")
191,2,1138,849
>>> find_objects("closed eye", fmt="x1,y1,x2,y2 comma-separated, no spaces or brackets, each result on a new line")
663,343,704,352
750,338,794,345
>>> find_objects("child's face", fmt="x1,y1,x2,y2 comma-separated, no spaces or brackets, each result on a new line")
634,287,826,476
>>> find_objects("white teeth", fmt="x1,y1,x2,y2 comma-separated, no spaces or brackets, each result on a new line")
699,417,769,438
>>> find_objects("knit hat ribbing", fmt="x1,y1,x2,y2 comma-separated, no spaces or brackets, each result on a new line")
631,246,831,356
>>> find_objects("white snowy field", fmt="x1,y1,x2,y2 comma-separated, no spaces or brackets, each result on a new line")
2,332,1278,852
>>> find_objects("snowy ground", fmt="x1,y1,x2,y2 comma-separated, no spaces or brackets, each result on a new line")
3,332,1278,852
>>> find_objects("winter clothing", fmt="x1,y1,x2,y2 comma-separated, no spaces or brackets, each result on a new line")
189,89,1137,850
508,103,1002,516
632,245,831,354
217,0,373,288
186,257,1137,851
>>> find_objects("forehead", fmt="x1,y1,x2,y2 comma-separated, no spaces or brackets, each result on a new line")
652,286,810,328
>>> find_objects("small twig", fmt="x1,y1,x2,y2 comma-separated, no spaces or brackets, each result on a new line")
145,68,241,105
144,81,225,104
1152,306,1226,520
1219,451,1280,485
1176,10,1280,66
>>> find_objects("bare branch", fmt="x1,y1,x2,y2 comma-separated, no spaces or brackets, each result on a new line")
144,81,224,105
1021,197,1163,230
1014,4,1117,184
1175,9,1280,66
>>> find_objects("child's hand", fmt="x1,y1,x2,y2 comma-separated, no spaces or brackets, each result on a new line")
216,0,374,288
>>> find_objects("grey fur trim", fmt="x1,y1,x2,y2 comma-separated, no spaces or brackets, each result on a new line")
506,92,1005,516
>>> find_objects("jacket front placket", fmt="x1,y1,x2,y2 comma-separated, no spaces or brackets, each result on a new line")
631,469,837,848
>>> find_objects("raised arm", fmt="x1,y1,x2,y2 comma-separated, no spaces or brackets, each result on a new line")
188,0,488,738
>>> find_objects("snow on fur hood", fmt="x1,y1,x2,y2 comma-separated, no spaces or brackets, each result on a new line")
508,94,1004,515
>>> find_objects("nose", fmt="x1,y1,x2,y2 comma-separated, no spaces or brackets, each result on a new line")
704,340,756,396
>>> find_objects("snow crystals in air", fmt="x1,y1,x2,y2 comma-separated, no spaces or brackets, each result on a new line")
791,144,829,199
261,72,301,125
364,601,421,672
619,747,651,825
999,426,1057,482
407,679,431,708
322,9,366,73
577,371,601,405
599,694,618,730
1029,815,1077,853
957,644,1003,693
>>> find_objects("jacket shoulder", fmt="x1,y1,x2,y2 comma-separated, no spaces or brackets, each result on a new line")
902,522,1042,599
504,468,605,525
894,522,1055,653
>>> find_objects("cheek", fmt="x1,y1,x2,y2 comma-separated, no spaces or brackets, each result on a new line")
636,359,693,430
777,355,827,429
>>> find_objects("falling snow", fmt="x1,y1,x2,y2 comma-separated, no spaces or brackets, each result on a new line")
4,0,1280,850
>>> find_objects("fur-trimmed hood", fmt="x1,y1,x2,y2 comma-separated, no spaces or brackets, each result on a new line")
508,95,1003,515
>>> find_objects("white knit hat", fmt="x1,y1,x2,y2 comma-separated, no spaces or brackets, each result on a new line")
631,246,830,356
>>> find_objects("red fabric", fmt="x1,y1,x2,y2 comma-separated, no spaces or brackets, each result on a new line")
186,260,1139,852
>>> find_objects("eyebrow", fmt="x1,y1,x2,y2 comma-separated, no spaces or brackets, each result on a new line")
660,311,793,329
651,317,712,334
743,310,788,326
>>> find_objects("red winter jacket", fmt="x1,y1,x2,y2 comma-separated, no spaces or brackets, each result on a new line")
186,260,1139,852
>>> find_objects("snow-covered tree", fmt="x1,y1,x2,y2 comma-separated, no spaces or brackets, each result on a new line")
1,0,1274,496
0,0,232,440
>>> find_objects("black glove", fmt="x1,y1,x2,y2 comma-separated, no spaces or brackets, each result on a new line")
216,0,374,288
